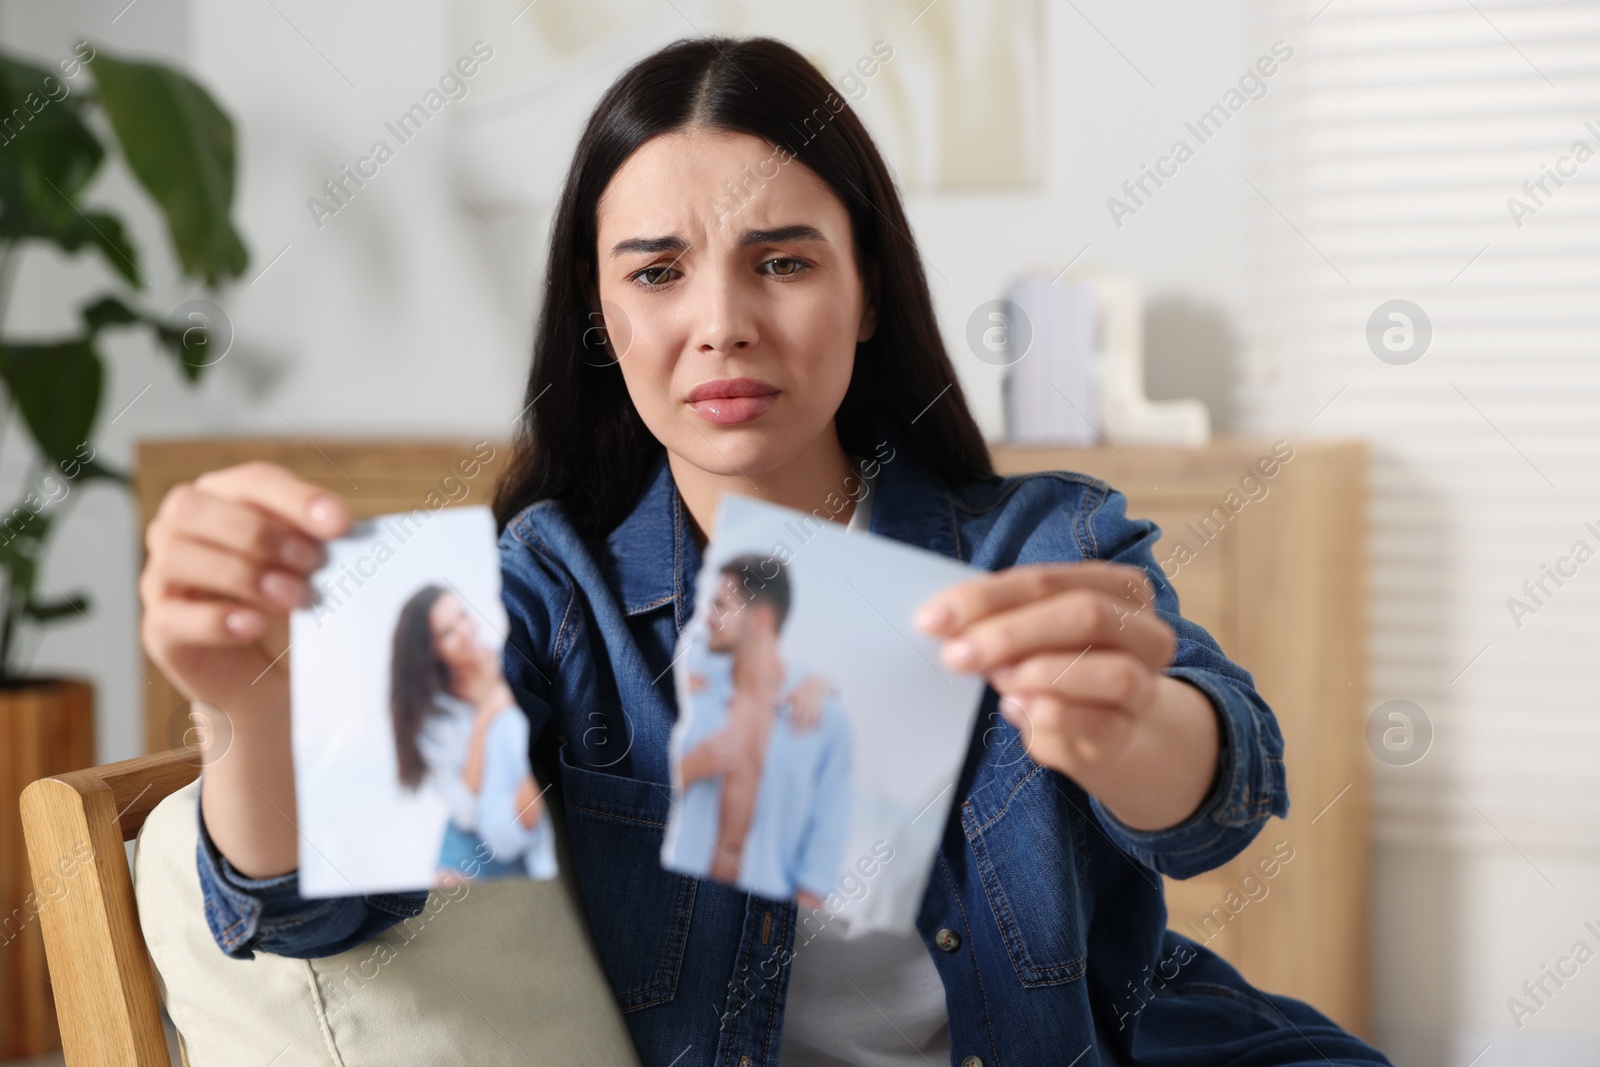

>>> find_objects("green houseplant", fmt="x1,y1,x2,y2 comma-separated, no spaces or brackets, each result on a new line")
0,39,248,1057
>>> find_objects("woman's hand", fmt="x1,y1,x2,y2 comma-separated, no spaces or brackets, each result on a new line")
785,674,835,734
914,561,1221,832
514,774,545,829
139,461,350,878
141,461,348,716
462,701,509,795
680,729,739,784
474,677,516,717
473,696,511,729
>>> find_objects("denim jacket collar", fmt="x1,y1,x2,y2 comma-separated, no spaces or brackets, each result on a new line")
603,417,964,621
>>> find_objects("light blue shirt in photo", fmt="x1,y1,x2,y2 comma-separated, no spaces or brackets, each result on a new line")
419,692,557,879
665,631,854,902
477,704,558,879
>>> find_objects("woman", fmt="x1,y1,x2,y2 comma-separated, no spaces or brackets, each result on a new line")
389,584,557,884
139,34,1390,1067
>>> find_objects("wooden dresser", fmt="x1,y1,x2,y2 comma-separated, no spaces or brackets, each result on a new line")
991,438,1369,1038
136,436,1369,1036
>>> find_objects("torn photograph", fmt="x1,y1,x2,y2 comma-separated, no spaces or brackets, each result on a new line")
289,504,556,898
661,492,989,937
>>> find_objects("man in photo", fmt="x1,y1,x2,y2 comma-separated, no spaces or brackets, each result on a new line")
667,554,853,909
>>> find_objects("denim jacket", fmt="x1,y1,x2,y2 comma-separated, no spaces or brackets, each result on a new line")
194,417,1390,1067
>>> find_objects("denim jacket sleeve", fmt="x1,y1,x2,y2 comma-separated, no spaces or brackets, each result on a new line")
193,776,428,960
1075,484,1289,879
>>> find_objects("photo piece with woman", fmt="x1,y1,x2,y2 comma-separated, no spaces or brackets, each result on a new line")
661,493,988,937
289,504,557,898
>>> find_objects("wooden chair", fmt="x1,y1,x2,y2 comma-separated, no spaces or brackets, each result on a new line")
20,748,198,1067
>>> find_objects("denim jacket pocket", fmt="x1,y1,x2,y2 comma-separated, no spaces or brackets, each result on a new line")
555,744,697,1012
960,762,1089,988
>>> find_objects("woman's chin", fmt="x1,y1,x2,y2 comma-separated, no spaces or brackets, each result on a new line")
667,420,829,479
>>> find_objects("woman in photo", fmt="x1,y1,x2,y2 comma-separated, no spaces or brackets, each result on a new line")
388,583,556,884
140,34,1391,1067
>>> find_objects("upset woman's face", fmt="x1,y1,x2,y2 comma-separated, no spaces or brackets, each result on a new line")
590,128,877,477
428,592,478,668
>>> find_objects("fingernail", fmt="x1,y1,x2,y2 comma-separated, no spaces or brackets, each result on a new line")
260,570,303,607
916,601,952,631
1000,694,1031,718
277,538,320,571
944,638,977,669
224,610,259,636
307,494,340,529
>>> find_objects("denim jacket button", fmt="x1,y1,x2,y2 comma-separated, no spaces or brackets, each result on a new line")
935,927,962,952
961,1056,984,1067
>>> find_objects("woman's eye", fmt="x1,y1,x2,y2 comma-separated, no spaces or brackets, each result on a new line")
630,265,678,287
763,257,806,277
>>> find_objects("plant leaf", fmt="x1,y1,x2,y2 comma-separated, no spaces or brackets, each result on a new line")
71,455,127,485
0,203,143,284
23,593,89,622
0,50,106,238
0,508,50,616
81,293,212,383
81,294,141,332
73,209,142,285
0,506,49,557
89,49,248,285
0,339,103,464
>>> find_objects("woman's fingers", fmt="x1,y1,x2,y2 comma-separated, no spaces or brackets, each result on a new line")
788,675,827,733
988,649,1158,714
514,775,543,829
153,536,309,611
150,483,325,575
141,463,347,658
141,596,267,645
915,561,1156,636
191,461,351,542
937,586,1176,676
138,461,333,722
1000,691,1132,770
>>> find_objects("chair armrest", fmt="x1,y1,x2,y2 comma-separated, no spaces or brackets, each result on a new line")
20,748,199,1067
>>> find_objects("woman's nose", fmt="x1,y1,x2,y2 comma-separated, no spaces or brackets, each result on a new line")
691,263,759,354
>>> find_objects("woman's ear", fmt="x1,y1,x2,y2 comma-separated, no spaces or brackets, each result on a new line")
857,303,878,343
577,259,599,317
856,260,880,343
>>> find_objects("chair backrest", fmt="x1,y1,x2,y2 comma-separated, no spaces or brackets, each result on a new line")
20,748,199,1067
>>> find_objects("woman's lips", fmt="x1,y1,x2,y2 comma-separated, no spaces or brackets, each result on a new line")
685,378,780,425
687,393,778,425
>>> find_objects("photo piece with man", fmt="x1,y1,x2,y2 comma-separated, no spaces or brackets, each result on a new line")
661,493,989,937
290,504,557,898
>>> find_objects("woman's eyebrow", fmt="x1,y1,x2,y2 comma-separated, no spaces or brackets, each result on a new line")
739,224,826,246
611,235,687,258
608,224,826,258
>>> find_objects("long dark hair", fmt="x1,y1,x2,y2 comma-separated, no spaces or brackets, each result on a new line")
491,35,995,539
391,584,453,790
